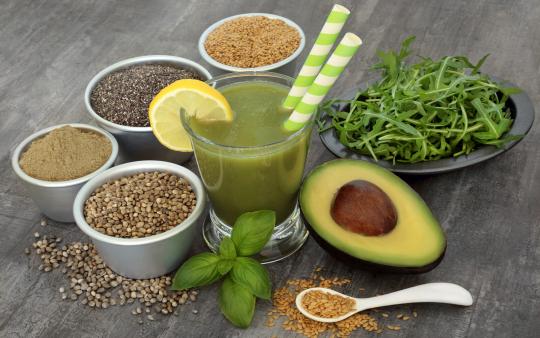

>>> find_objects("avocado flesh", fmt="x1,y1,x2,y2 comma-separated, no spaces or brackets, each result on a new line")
300,159,446,271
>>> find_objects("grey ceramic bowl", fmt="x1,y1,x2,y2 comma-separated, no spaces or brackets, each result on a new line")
198,13,305,76
73,160,206,279
11,124,118,222
84,55,212,164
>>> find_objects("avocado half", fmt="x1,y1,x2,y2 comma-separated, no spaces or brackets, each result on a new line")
299,159,446,273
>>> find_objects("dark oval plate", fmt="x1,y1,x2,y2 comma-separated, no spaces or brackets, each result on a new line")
320,79,535,175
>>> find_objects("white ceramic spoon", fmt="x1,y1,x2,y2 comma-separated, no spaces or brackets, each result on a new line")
296,283,473,323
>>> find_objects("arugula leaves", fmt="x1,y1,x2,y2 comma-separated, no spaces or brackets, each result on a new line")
320,36,521,163
172,210,275,328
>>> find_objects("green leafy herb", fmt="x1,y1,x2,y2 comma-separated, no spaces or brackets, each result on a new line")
231,210,275,256
171,252,221,290
219,237,237,259
219,276,256,328
172,210,276,328
230,257,271,300
320,35,521,164
217,259,234,275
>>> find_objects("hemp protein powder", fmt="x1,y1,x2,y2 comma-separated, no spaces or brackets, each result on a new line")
19,126,112,181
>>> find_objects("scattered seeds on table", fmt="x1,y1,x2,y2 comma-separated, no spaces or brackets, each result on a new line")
83,171,196,238
27,233,198,322
90,64,203,127
265,273,379,337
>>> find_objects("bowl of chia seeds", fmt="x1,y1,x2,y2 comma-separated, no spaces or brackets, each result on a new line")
84,55,212,164
11,124,118,222
73,160,206,279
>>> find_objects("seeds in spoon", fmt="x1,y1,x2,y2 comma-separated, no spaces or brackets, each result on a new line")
301,290,356,319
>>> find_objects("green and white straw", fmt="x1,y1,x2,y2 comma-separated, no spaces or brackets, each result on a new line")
282,4,350,109
283,33,362,132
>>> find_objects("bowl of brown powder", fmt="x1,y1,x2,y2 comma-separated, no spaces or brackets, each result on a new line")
198,13,305,75
11,124,118,222
73,160,206,279
84,55,212,164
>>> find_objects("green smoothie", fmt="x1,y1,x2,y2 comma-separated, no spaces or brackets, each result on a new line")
188,81,311,225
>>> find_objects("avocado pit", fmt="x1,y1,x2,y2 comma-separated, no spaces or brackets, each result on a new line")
331,180,397,236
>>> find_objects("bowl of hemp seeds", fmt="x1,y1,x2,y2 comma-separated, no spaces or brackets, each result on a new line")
73,160,206,279
11,124,118,222
198,13,305,76
84,55,212,164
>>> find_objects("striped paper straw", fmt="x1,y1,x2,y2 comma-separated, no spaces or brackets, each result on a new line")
283,33,362,131
282,4,350,109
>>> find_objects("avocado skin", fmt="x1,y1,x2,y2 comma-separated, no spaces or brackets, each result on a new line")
301,211,446,274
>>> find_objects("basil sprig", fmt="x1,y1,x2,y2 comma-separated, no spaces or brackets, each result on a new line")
172,210,275,328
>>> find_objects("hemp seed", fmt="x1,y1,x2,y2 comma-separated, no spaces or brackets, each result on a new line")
83,172,196,239
27,232,200,323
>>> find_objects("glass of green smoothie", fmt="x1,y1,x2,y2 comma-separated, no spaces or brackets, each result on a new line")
181,72,313,263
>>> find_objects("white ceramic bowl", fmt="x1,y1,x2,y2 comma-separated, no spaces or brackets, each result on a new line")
198,13,305,76
73,160,206,279
84,55,212,164
11,124,119,222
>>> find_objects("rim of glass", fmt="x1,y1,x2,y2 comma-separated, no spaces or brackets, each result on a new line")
181,71,314,150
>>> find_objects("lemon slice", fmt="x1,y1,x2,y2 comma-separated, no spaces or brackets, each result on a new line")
149,79,233,151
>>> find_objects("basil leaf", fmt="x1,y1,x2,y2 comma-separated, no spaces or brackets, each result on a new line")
218,276,255,328
217,259,234,275
172,252,222,290
230,257,271,300
231,210,275,256
219,237,236,259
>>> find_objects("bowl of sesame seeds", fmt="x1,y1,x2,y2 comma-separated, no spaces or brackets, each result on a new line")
198,13,305,76
84,55,212,164
73,160,206,279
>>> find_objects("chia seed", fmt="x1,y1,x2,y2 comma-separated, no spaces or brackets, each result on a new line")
90,64,203,127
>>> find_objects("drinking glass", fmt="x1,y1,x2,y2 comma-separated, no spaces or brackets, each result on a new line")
182,72,313,263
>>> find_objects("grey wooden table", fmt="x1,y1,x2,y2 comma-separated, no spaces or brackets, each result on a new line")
1,0,539,337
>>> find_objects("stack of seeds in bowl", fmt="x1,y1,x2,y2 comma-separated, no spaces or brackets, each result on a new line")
90,64,204,128
83,171,196,238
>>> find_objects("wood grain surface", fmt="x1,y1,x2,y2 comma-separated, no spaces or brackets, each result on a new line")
1,0,539,337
